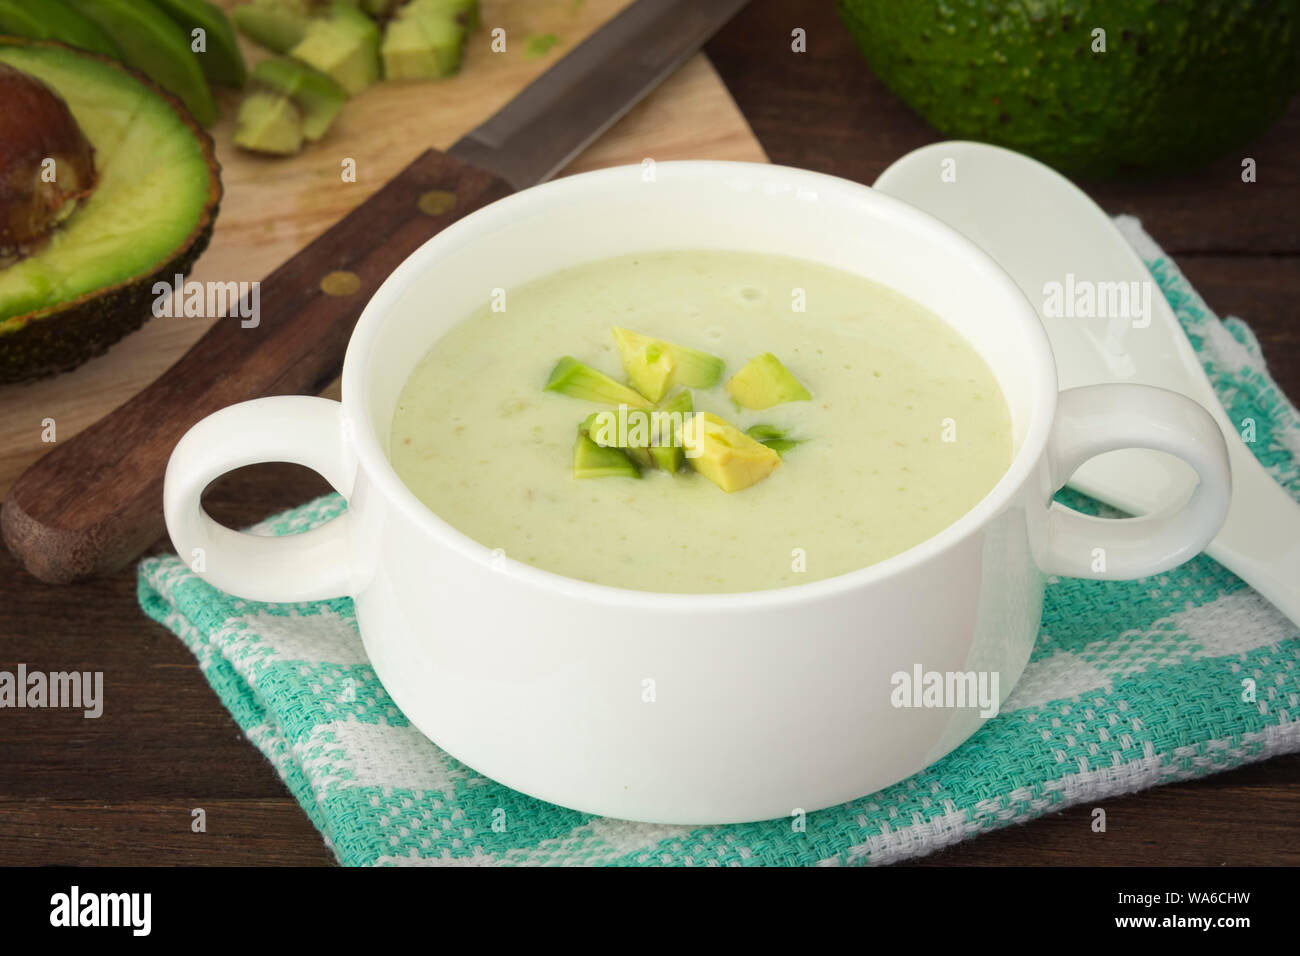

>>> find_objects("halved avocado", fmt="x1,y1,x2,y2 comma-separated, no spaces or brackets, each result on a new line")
0,40,222,383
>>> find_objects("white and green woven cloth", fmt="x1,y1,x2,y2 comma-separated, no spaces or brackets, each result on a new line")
138,218,1300,866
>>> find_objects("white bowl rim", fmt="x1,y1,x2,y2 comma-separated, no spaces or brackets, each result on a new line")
342,160,1059,609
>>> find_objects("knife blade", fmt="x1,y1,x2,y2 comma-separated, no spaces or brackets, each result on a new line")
452,0,751,189
1,0,751,584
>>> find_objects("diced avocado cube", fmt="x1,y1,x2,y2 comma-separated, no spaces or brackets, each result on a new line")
231,1,310,53
289,1,380,95
651,388,693,473
573,432,640,480
573,389,698,474
381,14,463,80
610,327,724,391
726,352,811,410
685,412,781,493
362,0,398,17
408,0,480,31
611,327,676,402
545,357,650,408
671,342,725,389
233,90,304,155
250,57,348,141
579,408,656,470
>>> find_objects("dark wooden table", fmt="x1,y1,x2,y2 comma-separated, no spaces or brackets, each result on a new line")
1,0,1296,866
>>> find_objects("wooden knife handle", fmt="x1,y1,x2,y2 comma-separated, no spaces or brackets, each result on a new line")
1,148,513,584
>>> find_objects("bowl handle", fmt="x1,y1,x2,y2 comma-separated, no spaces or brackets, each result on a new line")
1041,384,1231,580
163,396,354,602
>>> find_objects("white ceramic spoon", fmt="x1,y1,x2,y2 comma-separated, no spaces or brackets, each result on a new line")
875,140,1300,626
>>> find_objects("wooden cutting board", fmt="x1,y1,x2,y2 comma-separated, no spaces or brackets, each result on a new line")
0,0,765,498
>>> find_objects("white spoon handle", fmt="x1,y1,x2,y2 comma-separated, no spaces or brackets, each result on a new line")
1207,441,1300,622
874,140,1300,627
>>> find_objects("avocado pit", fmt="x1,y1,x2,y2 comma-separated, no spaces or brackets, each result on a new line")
0,61,96,261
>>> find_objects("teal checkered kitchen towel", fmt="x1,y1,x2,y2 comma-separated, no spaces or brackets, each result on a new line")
138,217,1300,866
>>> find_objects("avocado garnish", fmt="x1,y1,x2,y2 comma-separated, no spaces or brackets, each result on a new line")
745,423,805,457
546,356,651,408
572,430,641,480
549,332,811,490
578,387,696,476
611,327,676,402
726,352,811,410
649,388,693,473
685,413,781,493
612,326,725,392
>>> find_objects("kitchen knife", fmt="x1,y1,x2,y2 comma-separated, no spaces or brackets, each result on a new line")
1,0,751,584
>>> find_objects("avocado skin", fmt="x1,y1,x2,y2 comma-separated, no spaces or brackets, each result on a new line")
837,0,1300,178
0,220,215,382
0,42,222,384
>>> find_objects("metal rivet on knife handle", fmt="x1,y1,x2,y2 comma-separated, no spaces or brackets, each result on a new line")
320,271,361,297
418,190,458,216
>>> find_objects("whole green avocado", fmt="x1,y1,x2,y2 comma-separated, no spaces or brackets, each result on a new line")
837,0,1300,178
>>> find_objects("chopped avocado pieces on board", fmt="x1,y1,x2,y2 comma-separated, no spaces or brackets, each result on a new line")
289,1,380,95
726,352,811,409
417,0,480,31
233,90,304,155
382,15,464,80
573,432,640,480
382,0,471,80
686,412,781,493
546,356,650,408
230,0,479,157
232,1,311,53
250,57,347,141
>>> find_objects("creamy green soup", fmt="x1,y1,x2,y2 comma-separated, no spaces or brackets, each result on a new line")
390,251,1011,593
